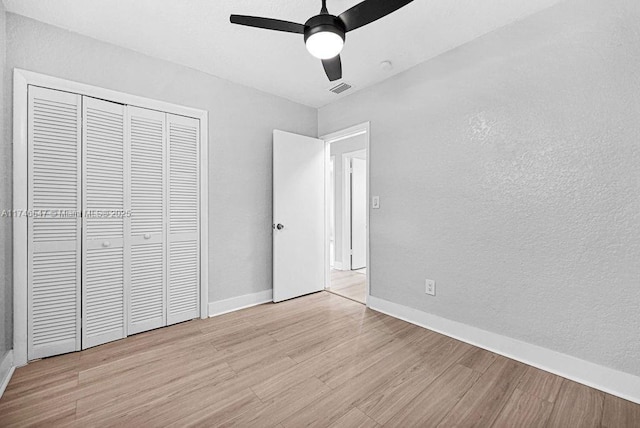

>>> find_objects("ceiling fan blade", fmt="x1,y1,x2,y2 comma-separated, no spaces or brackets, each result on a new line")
338,0,414,32
230,15,305,34
322,55,342,81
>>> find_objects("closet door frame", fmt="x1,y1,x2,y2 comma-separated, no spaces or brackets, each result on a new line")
13,69,209,366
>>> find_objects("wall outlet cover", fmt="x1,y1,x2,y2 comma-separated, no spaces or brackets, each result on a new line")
426,279,436,296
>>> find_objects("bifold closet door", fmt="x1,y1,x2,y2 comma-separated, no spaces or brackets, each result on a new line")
167,114,200,325
27,86,82,360
127,106,167,335
82,96,127,349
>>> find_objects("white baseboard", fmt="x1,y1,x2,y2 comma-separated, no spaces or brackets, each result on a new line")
332,262,344,270
0,350,15,399
368,295,640,404
208,289,273,317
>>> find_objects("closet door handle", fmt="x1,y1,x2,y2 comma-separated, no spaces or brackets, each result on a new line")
102,241,111,248
144,233,151,239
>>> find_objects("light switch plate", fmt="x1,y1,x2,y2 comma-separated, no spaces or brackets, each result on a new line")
372,196,380,209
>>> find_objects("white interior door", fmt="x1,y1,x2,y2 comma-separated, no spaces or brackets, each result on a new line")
273,130,325,302
351,158,367,270
27,86,82,360
128,106,167,335
167,113,200,325
82,96,126,349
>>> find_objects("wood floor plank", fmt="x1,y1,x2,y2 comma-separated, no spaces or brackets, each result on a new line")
516,365,564,403
217,377,332,427
0,398,77,427
3,352,80,401
224,316,366,374
546,379,605,428
78,337,218,384
383,363,482,427
250,326,395,401
491,388,554,428
1,291,638,427
281,339,429,427
436,356,528,427
74,360,236,421
356,340,474,425
319,325,440,390
601,393,640,428
328,407,380,428
457,347,499,373
315,329,401,389
165,387,262,427
348,309,415,337
0,369,78,406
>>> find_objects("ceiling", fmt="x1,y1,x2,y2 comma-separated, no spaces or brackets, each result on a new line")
3,0,564,107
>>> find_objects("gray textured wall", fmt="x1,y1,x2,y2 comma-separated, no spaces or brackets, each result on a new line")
319,0,640,376
2,11,318,338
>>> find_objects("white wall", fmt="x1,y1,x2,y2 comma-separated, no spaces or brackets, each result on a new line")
319,0,640,377
0,1,9,362
2,12,318,333
329,134,366,267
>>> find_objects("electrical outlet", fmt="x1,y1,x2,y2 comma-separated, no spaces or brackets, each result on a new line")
425,279,436,296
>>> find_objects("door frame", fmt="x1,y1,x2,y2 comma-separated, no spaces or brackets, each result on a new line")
320,122,370,305
13,69,209,366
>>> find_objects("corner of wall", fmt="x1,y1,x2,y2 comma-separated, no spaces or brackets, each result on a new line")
0,350,14,398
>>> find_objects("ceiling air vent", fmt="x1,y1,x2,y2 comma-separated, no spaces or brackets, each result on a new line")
329,82,352,94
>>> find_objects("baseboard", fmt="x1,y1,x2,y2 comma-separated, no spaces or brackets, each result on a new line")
208,289,273,317
0,350,15,399
332,262,343,270
368,295,640,404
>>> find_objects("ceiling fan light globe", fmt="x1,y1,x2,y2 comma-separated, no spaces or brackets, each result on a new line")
305,31,344,59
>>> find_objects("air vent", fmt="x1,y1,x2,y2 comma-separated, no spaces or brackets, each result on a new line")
329,83,352,94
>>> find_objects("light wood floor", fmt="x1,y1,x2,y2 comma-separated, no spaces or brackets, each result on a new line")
329,269,366,303
1,291,639,427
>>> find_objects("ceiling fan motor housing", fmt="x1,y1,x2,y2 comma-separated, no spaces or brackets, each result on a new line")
303,14,346,43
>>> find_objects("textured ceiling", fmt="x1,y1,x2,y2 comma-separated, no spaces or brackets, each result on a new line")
3,0,564,107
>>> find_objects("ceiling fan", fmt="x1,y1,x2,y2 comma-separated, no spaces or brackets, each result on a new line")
230,0,414,81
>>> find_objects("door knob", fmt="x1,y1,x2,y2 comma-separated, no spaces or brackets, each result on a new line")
144,233,151,239
102,241,111,248
276,223,284,230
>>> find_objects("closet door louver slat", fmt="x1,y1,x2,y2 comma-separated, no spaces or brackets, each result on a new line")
167,114,200,325
27,86,82,360
128,106,167,334
82,97,127,349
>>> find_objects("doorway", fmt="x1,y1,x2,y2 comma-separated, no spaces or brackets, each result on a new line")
322,124,370,304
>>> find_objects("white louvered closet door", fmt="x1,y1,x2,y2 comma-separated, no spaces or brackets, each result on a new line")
167,114,200,325
127,106,167,334
27,86,82,360
82,97,127,349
